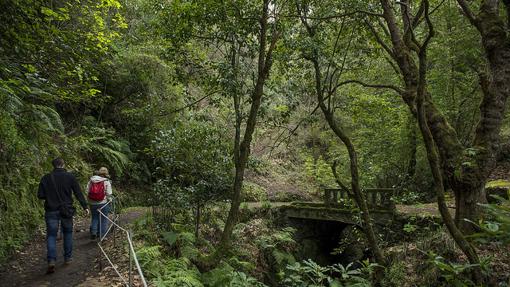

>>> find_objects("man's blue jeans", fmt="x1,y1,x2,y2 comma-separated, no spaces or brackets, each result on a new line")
45,211,73,263
90,203,110,237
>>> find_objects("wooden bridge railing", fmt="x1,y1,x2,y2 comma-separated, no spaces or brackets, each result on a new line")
323,187,395,211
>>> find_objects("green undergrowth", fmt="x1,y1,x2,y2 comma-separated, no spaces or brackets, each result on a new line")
383,210,510,287
131,206,375,286
129,213,291,287
129,197,510,286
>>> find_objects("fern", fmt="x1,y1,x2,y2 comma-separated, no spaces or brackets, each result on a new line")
137,245,204,286
230,271,268,287
72,126,132,175
30,104,64,132
202,262,236,286
255,227,296,278
202,262,268,287
468,195,510,244
1,90,22,115
283,259,374,287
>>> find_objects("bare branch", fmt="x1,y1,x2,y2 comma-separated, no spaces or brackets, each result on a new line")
411,0,446,28
270,102,321,154
377,18,391,37
411,0,426,28
456,0,481,30
421,0,435,50
327,25,356,98
323,18,346,96
385,56,401,77
157,89,221,117
280,10,384,21
365,20,396,60
399,0,414,43
429,0,447,17
332,160,351,194
334,79,404,94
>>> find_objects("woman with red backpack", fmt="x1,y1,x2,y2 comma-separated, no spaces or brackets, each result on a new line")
86,167,113,240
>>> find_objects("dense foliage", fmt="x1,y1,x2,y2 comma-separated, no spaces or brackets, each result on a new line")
2,0,510,286
0,0,127,259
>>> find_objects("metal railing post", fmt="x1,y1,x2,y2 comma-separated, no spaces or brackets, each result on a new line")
129,229,133,287
113,199,117,248
97,205,102,271
99,205,102,240
97,198,148,287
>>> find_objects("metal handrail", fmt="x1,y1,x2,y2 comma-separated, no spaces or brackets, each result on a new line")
97,198,148,287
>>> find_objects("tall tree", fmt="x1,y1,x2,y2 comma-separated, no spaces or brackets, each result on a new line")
215,0,281,256
294,1,386,275
454,0,510,231
336,0,508,235
339,0,487,281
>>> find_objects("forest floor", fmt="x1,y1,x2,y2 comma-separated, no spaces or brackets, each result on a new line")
0,209,145,287
0,201,457,287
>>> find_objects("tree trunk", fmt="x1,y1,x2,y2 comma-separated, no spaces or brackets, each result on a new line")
414,6,482,281
318,102,386,267
377,1,483,282
195,202,201,239
418,94,484,286
323,111,385,260
406,114,417,179
308,49,386,274
454,180,486,232
378,0,494,236
297,2,386,275
214,0,278,259
454,0,510,234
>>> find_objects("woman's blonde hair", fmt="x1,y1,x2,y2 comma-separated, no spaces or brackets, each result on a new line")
97,167,109,178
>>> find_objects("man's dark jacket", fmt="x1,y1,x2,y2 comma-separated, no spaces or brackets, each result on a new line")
37,168,88,212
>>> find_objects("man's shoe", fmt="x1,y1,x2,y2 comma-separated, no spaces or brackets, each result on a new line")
46,263,55,274
64,258,73,265
90,234,97,240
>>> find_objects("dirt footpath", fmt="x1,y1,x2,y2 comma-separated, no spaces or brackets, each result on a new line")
0,209,146,287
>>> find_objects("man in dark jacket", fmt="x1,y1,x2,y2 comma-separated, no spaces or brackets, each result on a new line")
37,158,89,274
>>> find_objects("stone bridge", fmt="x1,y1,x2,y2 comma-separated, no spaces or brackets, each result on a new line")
277,188,398,265
280,188,396,225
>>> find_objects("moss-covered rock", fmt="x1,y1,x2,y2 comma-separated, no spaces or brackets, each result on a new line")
486,180,510,203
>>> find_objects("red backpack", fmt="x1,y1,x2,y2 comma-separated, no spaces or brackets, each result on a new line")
88,181,106,201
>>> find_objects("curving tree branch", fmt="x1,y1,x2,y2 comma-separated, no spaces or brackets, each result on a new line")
334,79,404,95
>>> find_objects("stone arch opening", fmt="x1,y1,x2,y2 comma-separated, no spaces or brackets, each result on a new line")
288,218,366,266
